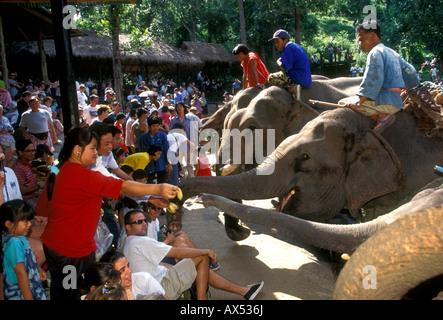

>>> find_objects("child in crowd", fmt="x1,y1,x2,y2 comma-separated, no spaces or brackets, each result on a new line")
195,146,212,177
1,200,47,300
132,169,148,184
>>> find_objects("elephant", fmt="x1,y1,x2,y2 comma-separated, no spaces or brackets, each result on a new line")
217,77,363,175
200,86,262,138
333,204,443,300
198,180,443,300
180,107,443,230
197,178,443,254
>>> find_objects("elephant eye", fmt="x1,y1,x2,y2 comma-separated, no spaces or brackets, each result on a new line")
301,153,310,160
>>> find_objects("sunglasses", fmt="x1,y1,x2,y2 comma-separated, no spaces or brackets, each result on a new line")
128,218,148,225
150,206,162,211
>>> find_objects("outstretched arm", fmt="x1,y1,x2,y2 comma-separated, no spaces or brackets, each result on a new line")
120,181,178,200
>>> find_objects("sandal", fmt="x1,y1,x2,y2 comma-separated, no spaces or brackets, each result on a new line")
374,114,396,134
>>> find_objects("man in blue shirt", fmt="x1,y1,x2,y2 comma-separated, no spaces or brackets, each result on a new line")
139,116,172,184
268,29,312,96
341,22,419,133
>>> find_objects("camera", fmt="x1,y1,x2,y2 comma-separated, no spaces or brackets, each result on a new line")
160,224,170,235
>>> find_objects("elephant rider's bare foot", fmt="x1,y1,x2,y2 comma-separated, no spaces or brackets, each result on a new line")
373,113,396,134
224,214,251,241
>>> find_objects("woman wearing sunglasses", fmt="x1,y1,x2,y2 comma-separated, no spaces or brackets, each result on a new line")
35,127,178,301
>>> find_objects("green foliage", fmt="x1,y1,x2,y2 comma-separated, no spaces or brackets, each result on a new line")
74,0,441,83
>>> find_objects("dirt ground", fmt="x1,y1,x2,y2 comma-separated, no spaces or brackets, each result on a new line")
158,197,336,300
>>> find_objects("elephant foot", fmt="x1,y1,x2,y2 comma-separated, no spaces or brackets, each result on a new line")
223,214,251,241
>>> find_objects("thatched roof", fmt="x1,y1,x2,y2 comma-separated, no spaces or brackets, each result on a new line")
181,41,239,66
7,30,204,74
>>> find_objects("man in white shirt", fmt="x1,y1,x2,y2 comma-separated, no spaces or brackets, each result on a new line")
83,94,99,125
88,122,133,181
77,84,88,108
122,210,264,300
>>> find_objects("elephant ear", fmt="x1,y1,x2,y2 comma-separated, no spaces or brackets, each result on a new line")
345,130,405,217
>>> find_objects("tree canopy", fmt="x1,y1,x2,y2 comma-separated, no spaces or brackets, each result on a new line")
74,0,442,71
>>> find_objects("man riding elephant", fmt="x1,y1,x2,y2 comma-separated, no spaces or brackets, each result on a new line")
341,22,419,134
267,29,312,99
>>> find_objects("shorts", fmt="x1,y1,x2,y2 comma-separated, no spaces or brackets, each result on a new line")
268,71,293,88
160,258,197,300
338,96,400,116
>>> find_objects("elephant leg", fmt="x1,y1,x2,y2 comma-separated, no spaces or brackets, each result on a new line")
223,199,251,241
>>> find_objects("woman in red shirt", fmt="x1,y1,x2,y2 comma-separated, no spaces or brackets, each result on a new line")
36,127,178,300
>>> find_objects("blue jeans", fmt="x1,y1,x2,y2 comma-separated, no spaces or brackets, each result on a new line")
169,163,179,186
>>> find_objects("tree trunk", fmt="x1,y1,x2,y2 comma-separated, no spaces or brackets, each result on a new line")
293,7,301,44
110,5,123,107
0,13,9,92
238,0,247,45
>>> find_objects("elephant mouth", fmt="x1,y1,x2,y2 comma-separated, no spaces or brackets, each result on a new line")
279,188,296,213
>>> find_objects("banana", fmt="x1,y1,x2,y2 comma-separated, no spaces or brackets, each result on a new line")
176,188,183,201
167,202,179,214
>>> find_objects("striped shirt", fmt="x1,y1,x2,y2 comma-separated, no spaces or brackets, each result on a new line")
13,158,38,199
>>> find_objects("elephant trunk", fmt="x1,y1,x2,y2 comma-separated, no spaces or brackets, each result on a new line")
201,193,390,254
180,168,275,201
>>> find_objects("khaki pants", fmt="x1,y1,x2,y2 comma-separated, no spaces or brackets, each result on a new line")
268,71,301,99
160,258,197,300
338,96,400,116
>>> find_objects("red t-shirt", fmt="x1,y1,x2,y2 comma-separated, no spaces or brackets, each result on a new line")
241,52,270,88
196,157,212,177
38,162,123,257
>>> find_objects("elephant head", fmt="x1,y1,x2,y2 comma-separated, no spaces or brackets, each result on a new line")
218,86,319,175
181,108,405,222
200,86,262,138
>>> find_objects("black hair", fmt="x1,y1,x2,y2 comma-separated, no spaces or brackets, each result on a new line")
120,165,134,175
356,21,381,39
0,200,35,234
147,144,162,156
58,127,98,167
110,125,122,137
102,117,115,125
136,108,148,119
15,139,33,154
171,123,184,130
161,106,169,113
148,116,162,126
112,147,126,160
100,248,125,264
132,169,148,181
116,112,126,121
89,121,112,139
175,101,188,114
129,109,137,117
232,44,249,56
79,262,121,295
122,209,144,227
21,91,31,98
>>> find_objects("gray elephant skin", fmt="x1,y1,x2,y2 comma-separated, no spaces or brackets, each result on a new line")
180,107,443,223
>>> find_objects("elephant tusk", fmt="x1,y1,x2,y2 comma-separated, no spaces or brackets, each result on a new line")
220,163,241,176
280,189,296,212
341,253,351,260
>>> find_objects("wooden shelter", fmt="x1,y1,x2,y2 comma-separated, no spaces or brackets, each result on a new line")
181,41,238,66
7,30,204,84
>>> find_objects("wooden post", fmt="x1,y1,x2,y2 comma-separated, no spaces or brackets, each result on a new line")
38,25,50,84
50,0,78,133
